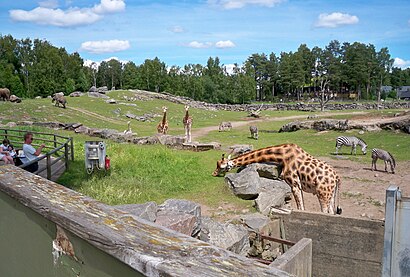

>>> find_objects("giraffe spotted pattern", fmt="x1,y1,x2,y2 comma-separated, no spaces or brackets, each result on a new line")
213,143,342,215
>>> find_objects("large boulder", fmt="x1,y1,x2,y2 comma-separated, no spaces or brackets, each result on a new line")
88,91,109,98
155,212,197,237
114,202,158,222
158,199,201,237
254,179,291,216
240,163,281,180
224,166,261,200
200,216,250,256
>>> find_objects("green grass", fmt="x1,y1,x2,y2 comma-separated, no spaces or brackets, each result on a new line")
1,92,409,211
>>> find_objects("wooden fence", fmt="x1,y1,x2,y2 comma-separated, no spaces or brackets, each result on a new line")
0,128,74,180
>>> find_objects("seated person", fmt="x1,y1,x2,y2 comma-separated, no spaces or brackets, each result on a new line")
22,132,45,173
8,144,16,158
0,138,15,165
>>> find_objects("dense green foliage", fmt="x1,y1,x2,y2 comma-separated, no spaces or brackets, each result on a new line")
1,34,410,104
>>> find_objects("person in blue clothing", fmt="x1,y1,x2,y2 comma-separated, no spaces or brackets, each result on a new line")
22,132,45,173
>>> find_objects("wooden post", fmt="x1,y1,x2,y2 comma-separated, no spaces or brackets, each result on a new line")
53,134,57,149
46,154,51,180
70,138,74,161
65,143,69,170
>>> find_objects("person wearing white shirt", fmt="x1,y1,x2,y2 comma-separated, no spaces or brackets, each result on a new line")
22,132,45,173
0,138,15,165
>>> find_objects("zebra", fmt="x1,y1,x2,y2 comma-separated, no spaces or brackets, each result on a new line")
218,122,232,132
249,125,258,140
371,148,396,174
335,136,367,155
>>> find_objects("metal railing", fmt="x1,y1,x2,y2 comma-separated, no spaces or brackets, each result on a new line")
0,128,74,180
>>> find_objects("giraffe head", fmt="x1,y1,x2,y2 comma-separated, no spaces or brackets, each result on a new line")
212,154,235,176
185,105,189,112
162,106,168,113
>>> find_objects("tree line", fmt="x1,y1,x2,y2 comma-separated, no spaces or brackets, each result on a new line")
1,34,410,104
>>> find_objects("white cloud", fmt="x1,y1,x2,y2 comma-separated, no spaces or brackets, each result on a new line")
315,12,359,28
84,56,129,68
224,64,235,74
80,40,130,54
187,41,213,48
9,0,125,27
169,26,185,33
208,0,285,9
393,58,410,69
92,0,125,14
215,40,236,48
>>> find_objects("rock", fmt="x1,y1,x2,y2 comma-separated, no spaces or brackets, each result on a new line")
254,178,291,215
158,199,202,237
229,144,253,156
155,212,197,236
9,95,22,103
88,91,109,98
69,91,83,97
200,216,250,256
115,202,158,222
242,163,281,180
224,166,261,200
106,99,116,104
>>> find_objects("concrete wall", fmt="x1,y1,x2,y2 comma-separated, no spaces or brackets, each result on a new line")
271,238,312,277
279,210,384,277
0,165,293,277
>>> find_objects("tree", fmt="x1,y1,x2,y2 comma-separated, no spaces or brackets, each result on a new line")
375,47,393,105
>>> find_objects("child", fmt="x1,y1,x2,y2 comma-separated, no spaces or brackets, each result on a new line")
8,144,16,159
0,138,14,165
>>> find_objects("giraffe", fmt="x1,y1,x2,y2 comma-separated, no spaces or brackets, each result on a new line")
212,143,342,215
157,106,169,134
182,105,193,143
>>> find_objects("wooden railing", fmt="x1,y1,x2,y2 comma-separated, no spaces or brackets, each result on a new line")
0,128,74,180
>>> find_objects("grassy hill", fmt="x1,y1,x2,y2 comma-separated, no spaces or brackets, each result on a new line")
1,90,409,214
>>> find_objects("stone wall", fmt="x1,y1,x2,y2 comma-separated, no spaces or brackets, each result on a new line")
130,90,410,112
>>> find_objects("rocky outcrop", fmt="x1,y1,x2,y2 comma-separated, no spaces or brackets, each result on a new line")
279,116,410,134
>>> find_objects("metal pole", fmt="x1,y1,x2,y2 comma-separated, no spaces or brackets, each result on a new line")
382,185,399,277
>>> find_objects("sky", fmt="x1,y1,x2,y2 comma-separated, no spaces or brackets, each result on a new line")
1,0,410,69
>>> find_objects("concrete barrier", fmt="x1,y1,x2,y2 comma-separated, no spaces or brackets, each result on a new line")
279,210,384,277
271,238,312,277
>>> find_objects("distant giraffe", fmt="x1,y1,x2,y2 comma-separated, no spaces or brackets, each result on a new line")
157,106,169,134
213,143,342,214
183,105,193,142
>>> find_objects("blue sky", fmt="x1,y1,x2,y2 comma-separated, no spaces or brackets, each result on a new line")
1,0,410,69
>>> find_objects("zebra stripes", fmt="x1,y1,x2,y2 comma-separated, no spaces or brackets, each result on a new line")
335,136,367,155
371,148,396,174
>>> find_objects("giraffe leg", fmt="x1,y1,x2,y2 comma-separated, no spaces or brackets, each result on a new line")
384,160,388,172
291,185,305,210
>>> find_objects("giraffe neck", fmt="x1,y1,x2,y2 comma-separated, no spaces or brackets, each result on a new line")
231,144,301,167
162,111,167,124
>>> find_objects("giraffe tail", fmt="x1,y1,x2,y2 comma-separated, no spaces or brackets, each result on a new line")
336,177,342,215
